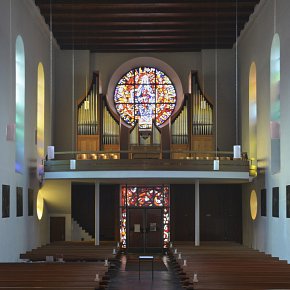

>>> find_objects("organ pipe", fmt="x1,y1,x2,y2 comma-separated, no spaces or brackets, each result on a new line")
191,73,213,136
102,103,119,145
77,74,98,135
171,101,188,144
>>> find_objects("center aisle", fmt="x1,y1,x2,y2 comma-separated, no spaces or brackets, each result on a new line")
108,254,184,290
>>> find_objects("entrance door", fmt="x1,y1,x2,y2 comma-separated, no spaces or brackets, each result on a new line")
128,208,162,252
50,217,65,242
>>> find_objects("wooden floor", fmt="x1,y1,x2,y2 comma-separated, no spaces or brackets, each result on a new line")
170,241,290,290
108,255,184,290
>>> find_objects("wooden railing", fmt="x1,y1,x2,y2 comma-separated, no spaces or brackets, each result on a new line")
49,149,248,161
44,150,250,173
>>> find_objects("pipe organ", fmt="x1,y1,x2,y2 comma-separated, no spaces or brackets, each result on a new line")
102,102,119,145
190,71,214,153
76,71,214,158
192,72,213,136
77,73,98,136
171,99,188,144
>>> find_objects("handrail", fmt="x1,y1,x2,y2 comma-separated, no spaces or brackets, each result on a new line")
48,149,248,161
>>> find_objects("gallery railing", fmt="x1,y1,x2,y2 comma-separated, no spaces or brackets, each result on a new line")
44,149,252,174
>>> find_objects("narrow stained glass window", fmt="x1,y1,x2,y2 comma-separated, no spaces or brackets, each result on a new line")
15,35,25,173
270,34,280,174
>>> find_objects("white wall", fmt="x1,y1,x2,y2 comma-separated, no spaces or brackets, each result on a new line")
240,0,290,262
202,49,236,150
90,52,201,95
0,0,54,261
54,50,90,152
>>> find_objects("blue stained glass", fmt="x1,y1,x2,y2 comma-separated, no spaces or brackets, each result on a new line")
114,66,176,128
135,85,156,103
156,69,172,84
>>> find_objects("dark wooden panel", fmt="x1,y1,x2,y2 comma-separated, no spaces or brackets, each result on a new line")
100,184,119,241
287,186,290,218
261,188,266,217
34,0,260,52
71,183,95,238
50,217,65,242
146,208,162,249
272,187,279,218
170,184,195,241
72,183,119,241
45,158,250,173
128,208,144,248
170,184,242,243
200,184,242,243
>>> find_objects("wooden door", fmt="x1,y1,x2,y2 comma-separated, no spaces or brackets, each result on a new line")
50,217,65,243
145,208,162,251
128,209,145,251
128,208,162,252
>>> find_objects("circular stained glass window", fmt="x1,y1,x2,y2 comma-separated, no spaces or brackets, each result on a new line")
114,67,177,129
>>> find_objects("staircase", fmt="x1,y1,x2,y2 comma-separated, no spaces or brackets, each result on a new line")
71,218,93,241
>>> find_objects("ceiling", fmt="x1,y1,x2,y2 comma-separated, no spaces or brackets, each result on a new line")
34,0,260,53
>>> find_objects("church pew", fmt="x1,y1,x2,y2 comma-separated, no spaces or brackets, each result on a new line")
169,242,290,290
0,262,109,289
20,241,120,262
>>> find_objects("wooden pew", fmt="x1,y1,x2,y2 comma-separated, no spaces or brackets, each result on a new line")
169,241,290,290
20,241,120,263
0,262,109,290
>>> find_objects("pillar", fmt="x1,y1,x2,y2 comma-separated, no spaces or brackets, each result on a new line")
195,179,200,246
95,182,100,246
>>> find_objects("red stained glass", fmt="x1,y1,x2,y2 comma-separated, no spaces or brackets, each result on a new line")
120,208,127,248
114,67,176,129
155,104,175,126
163,208,170,247
115,104,135,125
118,70,135,85
156,85,176,103
135,67,156,84
120,185,170,248
114,85,134,103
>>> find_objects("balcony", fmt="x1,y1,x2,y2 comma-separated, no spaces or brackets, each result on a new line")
44,149,253,184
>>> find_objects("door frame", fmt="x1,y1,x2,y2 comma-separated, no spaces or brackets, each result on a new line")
50,216,66,243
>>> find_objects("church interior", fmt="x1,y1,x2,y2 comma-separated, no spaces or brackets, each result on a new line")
1,0,290,289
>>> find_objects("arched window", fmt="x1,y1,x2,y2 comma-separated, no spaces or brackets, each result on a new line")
270,33,280,174
249,62,257,160
114,67,177,129
37,63,45,177
15,35,25,174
